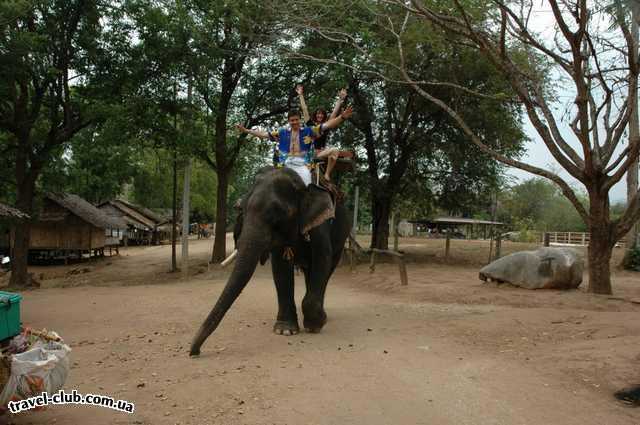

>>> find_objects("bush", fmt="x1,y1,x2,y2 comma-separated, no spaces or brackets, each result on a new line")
623,246,640,271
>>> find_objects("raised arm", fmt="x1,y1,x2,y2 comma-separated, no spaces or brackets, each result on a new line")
236,123,270,139
296,84,310,123
321,105,353,131
328,88,348,120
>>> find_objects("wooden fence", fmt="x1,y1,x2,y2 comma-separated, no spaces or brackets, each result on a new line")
544,232,627,247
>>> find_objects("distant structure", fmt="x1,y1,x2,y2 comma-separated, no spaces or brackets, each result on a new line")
408,217,503,239
98,199,175,245
13,193,126,262
0,203,29,221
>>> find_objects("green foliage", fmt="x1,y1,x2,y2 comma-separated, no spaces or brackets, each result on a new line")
189,161,218,222
131,151,217,222
623,245,640,271
498,178,588,233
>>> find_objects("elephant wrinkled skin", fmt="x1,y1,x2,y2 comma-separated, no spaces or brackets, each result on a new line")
190,166,351,356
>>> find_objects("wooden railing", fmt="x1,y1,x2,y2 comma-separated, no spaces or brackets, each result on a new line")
544,232,627,247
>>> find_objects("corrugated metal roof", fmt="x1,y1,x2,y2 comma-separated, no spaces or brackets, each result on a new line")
410,217,503,226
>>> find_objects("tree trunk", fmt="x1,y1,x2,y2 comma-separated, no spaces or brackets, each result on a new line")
211,169,228,263
9,151,36,287
622,6,640,267
371,195,391,250
587,193,614,295
587,224,613,295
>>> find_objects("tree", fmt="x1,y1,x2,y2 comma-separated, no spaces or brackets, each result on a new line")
0,0,123,286
283,1,525,249
386,0,639,294
622,0,640,267
498,178,587,233
292,0,637,294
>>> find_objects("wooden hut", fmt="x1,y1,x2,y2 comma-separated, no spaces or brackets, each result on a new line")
0,203,29,258
15,193,126,262
98,200,159,245
0,203,29,221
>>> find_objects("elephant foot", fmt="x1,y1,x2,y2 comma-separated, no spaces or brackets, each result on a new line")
189,346,200,357
303,315,327,333
302,298,327,333
273,320,299,336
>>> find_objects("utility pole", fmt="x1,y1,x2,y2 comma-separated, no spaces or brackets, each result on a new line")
171,81,178,272
181,77,193,280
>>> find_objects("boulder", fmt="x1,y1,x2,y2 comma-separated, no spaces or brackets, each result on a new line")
479,247,583,290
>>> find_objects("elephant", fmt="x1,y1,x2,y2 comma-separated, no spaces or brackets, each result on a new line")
190,166,351,356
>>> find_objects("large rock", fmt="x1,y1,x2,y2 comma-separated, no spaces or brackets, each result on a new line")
479,247,583,289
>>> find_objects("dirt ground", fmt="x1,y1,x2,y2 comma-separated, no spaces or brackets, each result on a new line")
3,236,640,424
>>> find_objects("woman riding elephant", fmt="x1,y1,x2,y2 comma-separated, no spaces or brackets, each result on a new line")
296,84,347,181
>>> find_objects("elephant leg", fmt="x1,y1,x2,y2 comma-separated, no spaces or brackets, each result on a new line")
271,247,299,336
302,226,332,333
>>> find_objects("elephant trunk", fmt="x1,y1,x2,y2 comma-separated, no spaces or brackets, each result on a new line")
190,225,269,356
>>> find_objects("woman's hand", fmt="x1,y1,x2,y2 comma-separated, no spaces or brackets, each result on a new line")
235,123,247,133
340,105,353,120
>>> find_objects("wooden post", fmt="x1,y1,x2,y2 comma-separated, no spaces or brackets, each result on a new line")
396,256,408,286
352,185,359,235
349,241,354,271
392,211,399,252
370,249,408,285
369,249,377,273
544,232,550,247
445,232,451,260
495,234,502,260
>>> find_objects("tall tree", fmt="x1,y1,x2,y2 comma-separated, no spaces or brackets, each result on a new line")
623,0,640,266
285,3,525,249
185,1,293,263
387,0,639,294
0,0,122,286
293,0,638,294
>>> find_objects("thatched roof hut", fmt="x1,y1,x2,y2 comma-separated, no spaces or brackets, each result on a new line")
98,200,156,231
0,203,29,220
20,193,126,257
45,193,126,230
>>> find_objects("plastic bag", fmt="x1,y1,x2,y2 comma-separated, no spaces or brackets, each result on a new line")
0,338,71,409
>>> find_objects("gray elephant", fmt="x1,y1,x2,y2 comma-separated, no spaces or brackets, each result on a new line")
190,166,351,356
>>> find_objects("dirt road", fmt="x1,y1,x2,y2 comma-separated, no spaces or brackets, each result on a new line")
5,239,640,424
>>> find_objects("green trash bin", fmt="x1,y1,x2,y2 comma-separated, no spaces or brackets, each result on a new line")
0,291,22,341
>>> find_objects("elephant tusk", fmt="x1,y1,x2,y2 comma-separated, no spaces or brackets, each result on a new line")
221,249,238,268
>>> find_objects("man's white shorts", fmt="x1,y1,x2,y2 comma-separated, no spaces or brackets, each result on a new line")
284,156,311,186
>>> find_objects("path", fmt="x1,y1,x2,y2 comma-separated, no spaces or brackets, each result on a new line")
8,251,639,424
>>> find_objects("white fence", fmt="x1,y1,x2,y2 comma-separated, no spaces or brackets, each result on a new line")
544,232,627,247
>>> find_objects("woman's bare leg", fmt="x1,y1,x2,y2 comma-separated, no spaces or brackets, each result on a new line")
316,148,340,181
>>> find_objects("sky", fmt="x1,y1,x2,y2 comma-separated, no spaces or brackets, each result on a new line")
505,2,631,204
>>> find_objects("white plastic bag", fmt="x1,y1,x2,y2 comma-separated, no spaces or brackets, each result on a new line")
0,339,71,409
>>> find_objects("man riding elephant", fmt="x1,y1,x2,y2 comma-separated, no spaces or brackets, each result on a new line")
235,106,353,186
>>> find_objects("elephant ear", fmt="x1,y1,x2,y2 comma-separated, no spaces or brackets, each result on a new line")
300,185,335,235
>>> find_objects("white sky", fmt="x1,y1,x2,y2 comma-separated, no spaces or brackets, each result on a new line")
506,2,631,203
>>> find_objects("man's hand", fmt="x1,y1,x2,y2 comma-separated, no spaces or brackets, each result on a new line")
235,123,247,133
296,84,304,96
338,88,347,101
340,105,353,120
